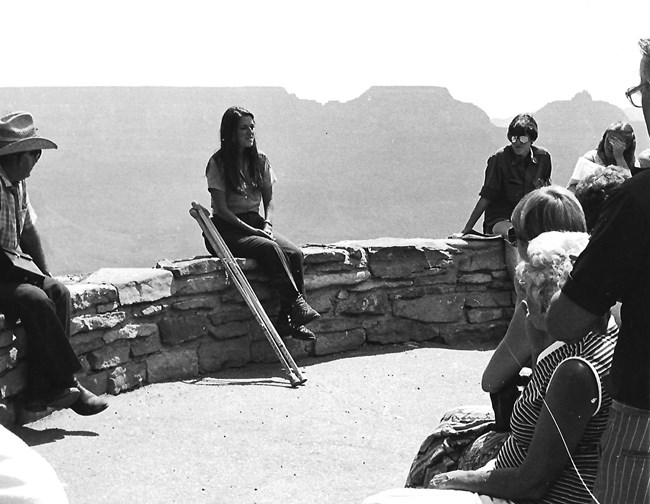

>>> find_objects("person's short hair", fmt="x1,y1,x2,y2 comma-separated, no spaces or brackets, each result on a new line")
640,38,650,84
511,185,587,244
516,231,589,314
507,113,539,143
575,165,631,232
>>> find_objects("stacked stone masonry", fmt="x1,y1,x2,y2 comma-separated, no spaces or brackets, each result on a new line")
0,237,514,426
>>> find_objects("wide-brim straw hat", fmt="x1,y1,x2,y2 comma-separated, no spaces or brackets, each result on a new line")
0,111,57,156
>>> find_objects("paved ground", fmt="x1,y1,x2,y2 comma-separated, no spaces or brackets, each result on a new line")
13,342,495,504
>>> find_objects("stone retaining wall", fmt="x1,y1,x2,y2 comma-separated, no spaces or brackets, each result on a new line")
0,237,513,426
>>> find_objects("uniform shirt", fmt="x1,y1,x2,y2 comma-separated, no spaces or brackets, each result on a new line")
480,145,552,233
0,167,36,251
562,169,650,410
206,152,277,215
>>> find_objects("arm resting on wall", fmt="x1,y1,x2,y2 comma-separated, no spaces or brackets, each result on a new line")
462,196,491,234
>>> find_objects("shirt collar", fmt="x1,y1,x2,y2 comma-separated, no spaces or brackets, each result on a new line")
506,144,538,165
0,167,13,188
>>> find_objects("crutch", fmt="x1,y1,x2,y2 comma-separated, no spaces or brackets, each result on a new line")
189,201,307,387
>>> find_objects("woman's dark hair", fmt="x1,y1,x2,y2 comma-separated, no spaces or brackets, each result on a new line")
212,106,264,193
507,113,539,143
595,121,636,169
575,165,631,232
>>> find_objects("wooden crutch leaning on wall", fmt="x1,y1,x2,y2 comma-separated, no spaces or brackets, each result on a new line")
189,201,307,387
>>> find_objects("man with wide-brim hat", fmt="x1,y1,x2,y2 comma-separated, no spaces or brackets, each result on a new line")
0,111,108,416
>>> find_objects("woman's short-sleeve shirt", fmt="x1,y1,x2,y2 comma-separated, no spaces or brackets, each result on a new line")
206,152,277,215
568,150,605,186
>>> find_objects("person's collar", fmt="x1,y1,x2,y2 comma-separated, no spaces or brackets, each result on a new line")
506,144,537,164
0,166,13,187
536,340,565,365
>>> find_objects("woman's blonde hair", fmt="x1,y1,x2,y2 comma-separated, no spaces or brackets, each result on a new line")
516,231,589,314
511,186,587,244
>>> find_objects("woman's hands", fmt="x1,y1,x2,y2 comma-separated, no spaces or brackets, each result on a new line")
429,471,461,489
251,225,273,240
429,470,484,491
609,136,625,156
608,136,628,167
262,221,274,240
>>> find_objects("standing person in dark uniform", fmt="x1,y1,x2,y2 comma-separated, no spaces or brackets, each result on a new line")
204,106,319,341
546,37,650,504
461,113,552,278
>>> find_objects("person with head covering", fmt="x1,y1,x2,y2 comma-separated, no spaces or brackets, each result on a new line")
547,37,650,504
0,112,108,416
461,113,552,279
566,121,636,193
204,106,319,341
364,231,617,504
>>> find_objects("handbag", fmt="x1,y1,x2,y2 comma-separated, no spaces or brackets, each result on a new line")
0,247,47,286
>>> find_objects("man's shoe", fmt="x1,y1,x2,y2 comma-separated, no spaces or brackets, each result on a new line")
24,387,81,412
69,382,109,416
289,294,320,327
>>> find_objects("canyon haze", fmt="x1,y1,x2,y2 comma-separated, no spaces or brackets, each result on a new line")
0,86,647,274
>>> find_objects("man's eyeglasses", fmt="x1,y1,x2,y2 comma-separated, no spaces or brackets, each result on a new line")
625,82,648,108
509,135,530,144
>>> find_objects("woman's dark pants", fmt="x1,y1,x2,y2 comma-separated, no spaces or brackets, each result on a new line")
205,213,305,310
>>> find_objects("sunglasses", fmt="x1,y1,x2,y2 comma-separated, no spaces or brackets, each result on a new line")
506,227,518,246
509,135,530,144
625,82,648,108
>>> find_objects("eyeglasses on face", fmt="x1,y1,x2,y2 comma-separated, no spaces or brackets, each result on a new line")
509,135,530,144
625,82,648,108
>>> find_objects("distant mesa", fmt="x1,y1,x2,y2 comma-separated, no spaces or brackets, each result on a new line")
0,86,646,275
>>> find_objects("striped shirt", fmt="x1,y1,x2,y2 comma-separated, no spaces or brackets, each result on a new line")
0,167,37,251
494,322,618,504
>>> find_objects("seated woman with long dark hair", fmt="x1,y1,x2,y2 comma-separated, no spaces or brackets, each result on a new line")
363,231,618,504
566,121,636,193
204,106,319,340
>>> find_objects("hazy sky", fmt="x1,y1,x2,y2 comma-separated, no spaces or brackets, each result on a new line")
5,0,649,118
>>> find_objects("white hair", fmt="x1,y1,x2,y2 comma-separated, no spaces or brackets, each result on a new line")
516,231,590,313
